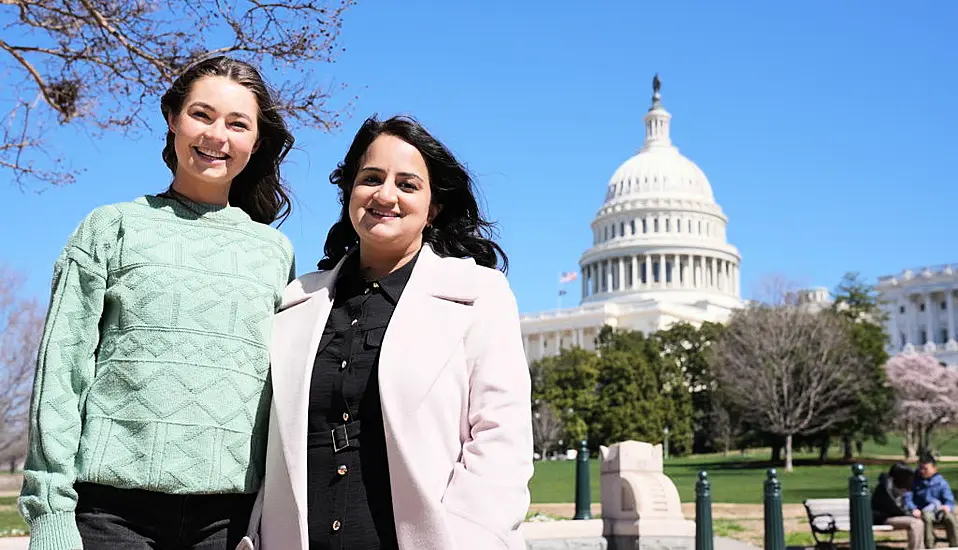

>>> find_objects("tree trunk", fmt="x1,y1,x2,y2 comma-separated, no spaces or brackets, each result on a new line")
818,436,830,463
772,442,782,462
842,435,854,460
903,423,919,460
785,434,794,473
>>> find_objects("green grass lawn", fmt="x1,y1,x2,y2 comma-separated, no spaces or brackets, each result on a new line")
0,496,27,536
530,449,958,504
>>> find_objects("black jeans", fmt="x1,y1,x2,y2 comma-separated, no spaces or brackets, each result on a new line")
75,482,256,549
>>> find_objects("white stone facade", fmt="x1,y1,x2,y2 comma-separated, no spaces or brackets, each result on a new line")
875,264,958,366
520,77,743,363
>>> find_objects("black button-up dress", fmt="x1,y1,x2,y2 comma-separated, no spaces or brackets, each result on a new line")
306,251,418,549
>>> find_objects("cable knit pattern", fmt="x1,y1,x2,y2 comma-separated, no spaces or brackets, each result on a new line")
19,195,294,550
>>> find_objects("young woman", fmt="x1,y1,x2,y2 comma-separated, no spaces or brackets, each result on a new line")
247,115,533,550
19,56,296,550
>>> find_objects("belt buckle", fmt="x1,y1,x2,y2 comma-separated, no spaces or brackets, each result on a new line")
331,424,349,452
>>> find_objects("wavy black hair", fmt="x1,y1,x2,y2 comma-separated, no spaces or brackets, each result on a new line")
318,115,507,272
160,56,294,225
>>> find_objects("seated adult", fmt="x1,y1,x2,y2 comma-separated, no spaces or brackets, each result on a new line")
873,462,923,550
907,454,958,548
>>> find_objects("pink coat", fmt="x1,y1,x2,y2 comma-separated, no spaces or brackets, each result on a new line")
240,245,534,550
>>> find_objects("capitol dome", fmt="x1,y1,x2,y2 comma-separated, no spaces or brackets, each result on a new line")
578,75,741,309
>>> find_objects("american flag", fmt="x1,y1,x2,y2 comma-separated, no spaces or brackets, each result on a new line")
559,271,578,284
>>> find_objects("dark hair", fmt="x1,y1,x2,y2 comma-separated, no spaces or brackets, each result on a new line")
317,115,507,272
160,56,294,225
919,453,937,466
889,462,915,489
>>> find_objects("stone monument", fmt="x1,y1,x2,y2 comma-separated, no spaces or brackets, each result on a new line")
601,441,695,550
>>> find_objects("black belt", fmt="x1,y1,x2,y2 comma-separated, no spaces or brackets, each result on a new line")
308,420,361,452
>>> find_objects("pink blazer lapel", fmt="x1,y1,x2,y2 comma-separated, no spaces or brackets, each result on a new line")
269,259,347,526
378,246,479,419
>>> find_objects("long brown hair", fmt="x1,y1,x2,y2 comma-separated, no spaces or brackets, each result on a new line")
160,56,294,225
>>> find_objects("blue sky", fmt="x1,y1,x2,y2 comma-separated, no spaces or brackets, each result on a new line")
1,1,955,315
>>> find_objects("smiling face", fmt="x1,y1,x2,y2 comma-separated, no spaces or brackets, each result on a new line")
348,134,437,262
168,75,260,196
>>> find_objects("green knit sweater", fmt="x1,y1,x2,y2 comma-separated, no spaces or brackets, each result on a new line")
19,195,295,550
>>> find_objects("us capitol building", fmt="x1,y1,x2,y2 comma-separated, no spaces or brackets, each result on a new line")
520,77,743,363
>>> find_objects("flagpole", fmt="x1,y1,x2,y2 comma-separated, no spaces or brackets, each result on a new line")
556,271,562,310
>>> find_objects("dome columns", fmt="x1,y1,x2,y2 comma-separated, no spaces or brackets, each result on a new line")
580,253,740,299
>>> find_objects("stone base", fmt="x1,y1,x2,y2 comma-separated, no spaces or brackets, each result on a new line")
526,538,608,550
606,535,693,550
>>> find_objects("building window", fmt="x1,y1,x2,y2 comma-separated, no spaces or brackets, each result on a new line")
921,330,928,344
654,218,659,232
677,219,682,232
604,226,608,241
942,301,948,310
620,222,625,236
630,220,636,235
688,220,693,233
642,218,648,233
900,306,905,314
900,333,906,347
698,221,702,234
943,329,949,344
920,303,925,312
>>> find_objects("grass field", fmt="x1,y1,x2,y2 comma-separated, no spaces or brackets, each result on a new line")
0,496,27,537
530,432,958,504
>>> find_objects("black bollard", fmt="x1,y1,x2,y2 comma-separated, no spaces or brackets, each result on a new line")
695,471,714,550
849,464,875,550
573,440,592,520
763,468,786,550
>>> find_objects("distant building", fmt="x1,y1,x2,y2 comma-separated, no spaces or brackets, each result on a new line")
875,264,958,366
520,77,742,363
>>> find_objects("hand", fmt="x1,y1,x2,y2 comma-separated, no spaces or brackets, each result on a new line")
944,505,952,513
913,509,922,518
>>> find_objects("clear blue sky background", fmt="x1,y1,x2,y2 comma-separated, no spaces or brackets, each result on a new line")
1,1,955,315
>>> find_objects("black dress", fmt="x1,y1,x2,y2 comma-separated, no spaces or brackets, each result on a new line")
306,251,419,550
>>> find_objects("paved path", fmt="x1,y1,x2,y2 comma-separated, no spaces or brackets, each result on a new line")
0,539,26,550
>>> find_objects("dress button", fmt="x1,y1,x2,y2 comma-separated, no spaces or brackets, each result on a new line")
340,360,347,370
342,412,350,421
337,464,348,476
332,519,341,531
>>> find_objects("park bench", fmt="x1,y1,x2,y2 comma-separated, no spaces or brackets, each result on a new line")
804,498,893,548
804,498,949,549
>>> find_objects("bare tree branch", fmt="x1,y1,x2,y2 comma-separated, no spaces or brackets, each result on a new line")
712,303,866,471
1,0,356,188
0,265,44,463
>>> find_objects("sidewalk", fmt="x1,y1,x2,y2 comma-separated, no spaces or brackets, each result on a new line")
0,539,26,550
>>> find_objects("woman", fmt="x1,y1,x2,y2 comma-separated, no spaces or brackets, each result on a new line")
19,56,296,550
247,115,533,550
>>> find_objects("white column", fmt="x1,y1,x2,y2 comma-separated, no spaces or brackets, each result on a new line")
710,258,717,289
925,292,935,345
555,331,562,352
645,254,653,288
522,335,530,361
581,266,588,298
605,259,612,292
631,255,638,289
947,291,956,343
903,298,915,345
539,334,546,358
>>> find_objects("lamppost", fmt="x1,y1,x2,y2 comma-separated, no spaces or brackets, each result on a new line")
663,426,670,461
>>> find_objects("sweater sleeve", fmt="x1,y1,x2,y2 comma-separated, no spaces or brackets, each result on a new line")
19,207,120,550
